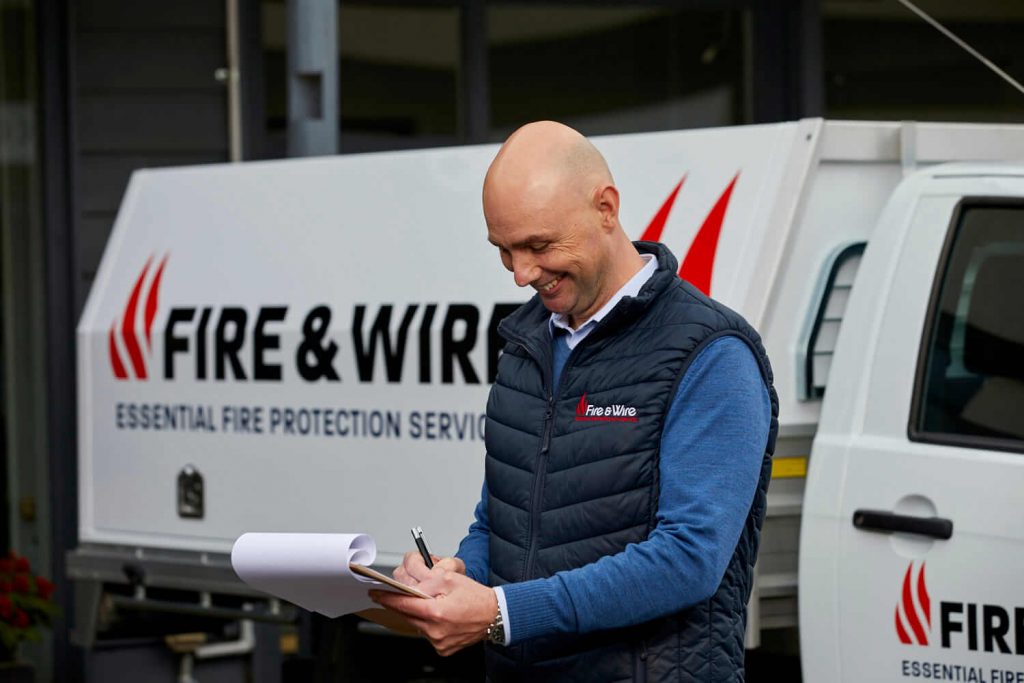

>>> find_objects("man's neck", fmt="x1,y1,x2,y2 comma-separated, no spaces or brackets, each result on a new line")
564,251,654,331
568,251,647,329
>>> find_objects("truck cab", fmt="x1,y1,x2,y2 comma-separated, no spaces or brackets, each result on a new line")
800,166,1024,682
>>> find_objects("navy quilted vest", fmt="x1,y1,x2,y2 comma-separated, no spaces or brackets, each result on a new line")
483,241,779,682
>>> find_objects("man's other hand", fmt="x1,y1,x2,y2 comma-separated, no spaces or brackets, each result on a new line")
370,568,496,657
393,550,465,586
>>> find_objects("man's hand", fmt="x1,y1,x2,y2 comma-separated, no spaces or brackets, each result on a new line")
393,550,465,586
370,567,497,657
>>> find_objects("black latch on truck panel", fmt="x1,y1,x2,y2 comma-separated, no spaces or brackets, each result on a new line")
177,465,204,519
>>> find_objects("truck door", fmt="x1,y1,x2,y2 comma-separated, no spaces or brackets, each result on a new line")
800,181,1024,683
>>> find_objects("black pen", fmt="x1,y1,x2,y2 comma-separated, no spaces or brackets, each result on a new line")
411,526,434,569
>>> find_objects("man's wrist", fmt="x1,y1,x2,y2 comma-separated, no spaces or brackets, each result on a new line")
487,587,511,646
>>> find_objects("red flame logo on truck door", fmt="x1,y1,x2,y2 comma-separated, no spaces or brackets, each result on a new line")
896,561,932,646
109,254,168,380
640,173,740,296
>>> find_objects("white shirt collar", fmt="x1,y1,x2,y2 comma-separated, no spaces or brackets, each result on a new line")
549,254,657,350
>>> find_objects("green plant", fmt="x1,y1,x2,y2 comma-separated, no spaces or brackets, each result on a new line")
0,552,58,659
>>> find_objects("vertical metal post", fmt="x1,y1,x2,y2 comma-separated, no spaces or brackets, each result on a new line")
287,0,338,157
741,9,755,124
750,1,791,123
226,0,243,162
459,0,490,144
751,0,823,123
37,0,83,678
797,0,824,117
238,0,267,161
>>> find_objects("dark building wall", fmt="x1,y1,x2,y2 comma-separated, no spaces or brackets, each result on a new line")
32,3,230,678
824,15,1024,121
72,0,229,315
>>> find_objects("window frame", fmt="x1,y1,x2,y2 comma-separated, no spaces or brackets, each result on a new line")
802,241,865,400
907,196,1024,455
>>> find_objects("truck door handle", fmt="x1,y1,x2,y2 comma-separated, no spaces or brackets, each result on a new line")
852,509,953,540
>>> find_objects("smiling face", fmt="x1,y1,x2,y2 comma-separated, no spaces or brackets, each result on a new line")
482,121,643,329
485,180,614,327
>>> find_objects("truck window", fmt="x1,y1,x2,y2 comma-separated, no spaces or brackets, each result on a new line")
803,242,865,399
912,203,1024,451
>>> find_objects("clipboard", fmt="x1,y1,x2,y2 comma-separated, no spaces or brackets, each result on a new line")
349,563,431,599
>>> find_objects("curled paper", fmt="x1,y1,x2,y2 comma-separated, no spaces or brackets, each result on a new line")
232,532,397,618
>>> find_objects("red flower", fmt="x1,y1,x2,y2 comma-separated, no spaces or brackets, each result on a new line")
0,581,11,593
12,575,30,594
0,560,14,574
11,609,28,629
35,577,54,600
0,595,11,619
13,557,29,574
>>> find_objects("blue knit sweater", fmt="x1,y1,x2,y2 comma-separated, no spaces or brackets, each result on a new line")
456,334,771,643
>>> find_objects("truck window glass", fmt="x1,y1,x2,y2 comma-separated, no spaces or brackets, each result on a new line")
914,204,1024,450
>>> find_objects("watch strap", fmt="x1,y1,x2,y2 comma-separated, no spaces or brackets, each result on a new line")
486,592,506,646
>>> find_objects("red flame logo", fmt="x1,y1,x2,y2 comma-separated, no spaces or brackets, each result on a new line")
109,254,169,380
576,393,588,416
640,173,740,296
895,561,932,646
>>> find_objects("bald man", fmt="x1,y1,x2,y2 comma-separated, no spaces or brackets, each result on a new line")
372,122,778,682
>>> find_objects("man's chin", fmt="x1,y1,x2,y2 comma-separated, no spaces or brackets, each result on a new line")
539,301,561,314
538,295,570,314
540,303,582,328
536,284,578,318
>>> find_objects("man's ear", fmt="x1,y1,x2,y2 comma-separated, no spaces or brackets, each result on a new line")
595,185,620,229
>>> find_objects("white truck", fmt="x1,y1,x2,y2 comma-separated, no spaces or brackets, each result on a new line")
71,118,1024,681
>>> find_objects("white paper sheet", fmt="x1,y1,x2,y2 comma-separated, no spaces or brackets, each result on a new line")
231,532,405,618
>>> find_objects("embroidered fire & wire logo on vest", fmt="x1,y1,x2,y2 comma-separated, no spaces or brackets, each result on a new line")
575,393,639,422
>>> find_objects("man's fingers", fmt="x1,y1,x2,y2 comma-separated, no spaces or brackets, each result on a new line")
394,565,417,586
370,590,437,620
413,571,454,598
393,552,465,589
434,557,466,575
398,550,434,583
370,579,490,659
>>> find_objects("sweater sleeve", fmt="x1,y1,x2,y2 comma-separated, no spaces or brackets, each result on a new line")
499,335,771,644
455,480,491,585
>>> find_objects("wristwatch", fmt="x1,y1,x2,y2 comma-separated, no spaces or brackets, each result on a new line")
486,596,506,646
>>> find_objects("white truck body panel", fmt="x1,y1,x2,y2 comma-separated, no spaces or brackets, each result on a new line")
78,120,810,561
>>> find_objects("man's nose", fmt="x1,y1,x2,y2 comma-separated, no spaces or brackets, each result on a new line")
511,254,539,288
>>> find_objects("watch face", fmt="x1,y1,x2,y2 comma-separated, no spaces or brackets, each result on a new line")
488,621,505,645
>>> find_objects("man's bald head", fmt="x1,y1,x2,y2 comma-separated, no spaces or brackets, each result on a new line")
481,121,645,329
483,121,613,210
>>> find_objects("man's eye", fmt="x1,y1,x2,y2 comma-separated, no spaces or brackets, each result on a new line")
529,243,548,253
